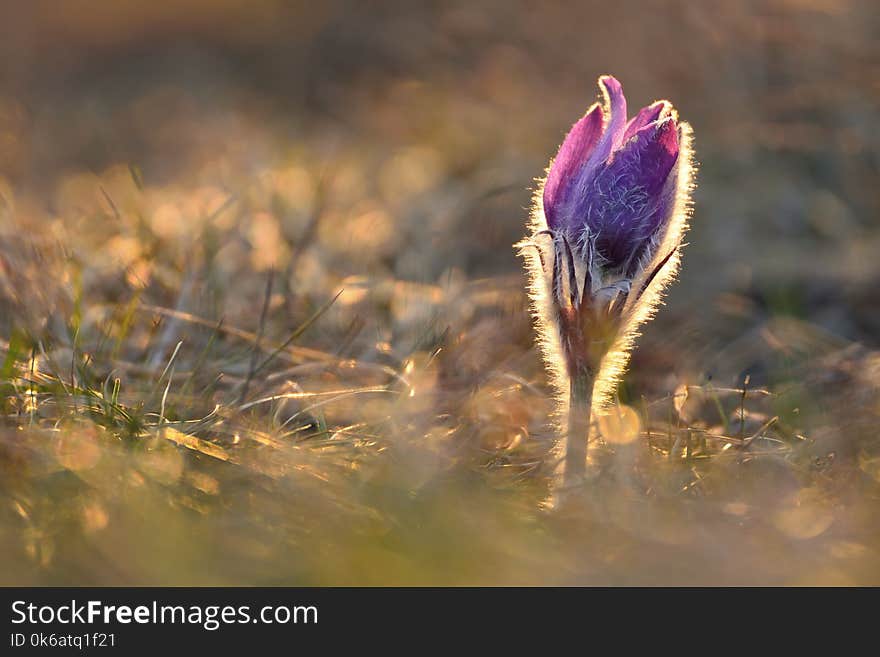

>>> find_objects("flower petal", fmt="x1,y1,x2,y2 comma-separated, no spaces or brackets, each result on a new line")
586,75,628,167
624,117,679,197
623,101,670,143
578,117,680,271
600,75,628,149
543,103,603,230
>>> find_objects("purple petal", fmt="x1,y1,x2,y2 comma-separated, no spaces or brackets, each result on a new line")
631,117,680,196
601,75,628,148
646,132,682,239
623,101,670,143
577,118,680,271
543,103,603,230
587,75,628,167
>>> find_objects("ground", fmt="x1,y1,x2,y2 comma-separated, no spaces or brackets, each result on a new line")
0,0,879,584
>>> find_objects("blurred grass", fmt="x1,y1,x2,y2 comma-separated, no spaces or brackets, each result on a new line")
1,0,879,585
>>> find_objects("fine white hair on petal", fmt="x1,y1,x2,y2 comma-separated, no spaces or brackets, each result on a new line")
516,120,696,421
592,120,696,408
515,173,570,423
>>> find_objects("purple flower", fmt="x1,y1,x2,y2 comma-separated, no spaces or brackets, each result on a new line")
543,76,681,276
519,74,695,492
519,73,694,405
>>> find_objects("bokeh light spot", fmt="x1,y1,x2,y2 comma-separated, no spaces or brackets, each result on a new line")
773,488,834,540
597,404,641,445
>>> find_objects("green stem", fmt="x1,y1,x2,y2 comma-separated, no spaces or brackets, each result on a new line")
564,369,594,489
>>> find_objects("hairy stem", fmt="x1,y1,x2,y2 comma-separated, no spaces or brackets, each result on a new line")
564,369,594,488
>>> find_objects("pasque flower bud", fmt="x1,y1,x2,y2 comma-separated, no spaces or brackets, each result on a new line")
518,75,695,490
